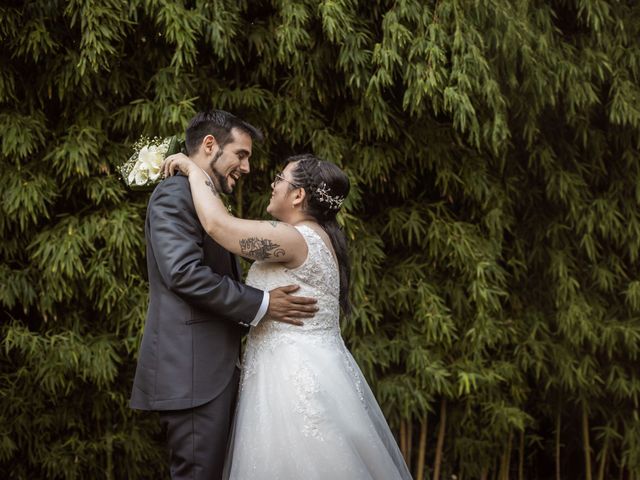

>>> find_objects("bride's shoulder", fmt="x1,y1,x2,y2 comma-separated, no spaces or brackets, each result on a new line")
294,223,337,262
295,223,327,243
294,223,326,241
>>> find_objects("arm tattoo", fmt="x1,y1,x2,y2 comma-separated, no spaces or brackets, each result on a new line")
269,220,279,228
204,179,219,197
239,237,286,260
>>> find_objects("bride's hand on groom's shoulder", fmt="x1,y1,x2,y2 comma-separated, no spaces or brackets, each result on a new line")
162,153,194,178
265,285,318,326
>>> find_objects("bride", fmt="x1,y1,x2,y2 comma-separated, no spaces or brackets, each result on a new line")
164,152,412,479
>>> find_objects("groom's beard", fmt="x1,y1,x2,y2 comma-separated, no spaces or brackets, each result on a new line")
208,148,233,195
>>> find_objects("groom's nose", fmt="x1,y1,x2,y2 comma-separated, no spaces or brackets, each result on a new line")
239,158,250,174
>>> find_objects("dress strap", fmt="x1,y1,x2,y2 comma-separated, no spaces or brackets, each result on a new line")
294,225,337,269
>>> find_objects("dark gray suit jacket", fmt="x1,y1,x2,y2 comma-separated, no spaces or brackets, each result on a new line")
130,175,263,411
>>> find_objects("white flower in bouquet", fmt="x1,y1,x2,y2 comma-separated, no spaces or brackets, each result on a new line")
128,143,166,185
120,135,184,190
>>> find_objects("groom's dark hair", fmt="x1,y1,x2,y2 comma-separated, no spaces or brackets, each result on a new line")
185,110,264,156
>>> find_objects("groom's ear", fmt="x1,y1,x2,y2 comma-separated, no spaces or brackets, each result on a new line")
202,134,218,155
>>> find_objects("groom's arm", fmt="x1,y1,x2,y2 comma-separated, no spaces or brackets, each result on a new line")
148,176,264,325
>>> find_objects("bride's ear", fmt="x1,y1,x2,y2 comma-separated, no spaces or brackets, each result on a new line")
292,188,306,208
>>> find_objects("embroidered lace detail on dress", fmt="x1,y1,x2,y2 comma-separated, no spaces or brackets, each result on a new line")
290,363,324,439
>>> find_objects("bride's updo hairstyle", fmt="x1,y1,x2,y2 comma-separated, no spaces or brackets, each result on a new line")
287,154,351,316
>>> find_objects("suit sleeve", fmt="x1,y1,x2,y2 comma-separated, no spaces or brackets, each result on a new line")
148,176,264,325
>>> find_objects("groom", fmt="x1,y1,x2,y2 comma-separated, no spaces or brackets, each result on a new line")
130,110,317,479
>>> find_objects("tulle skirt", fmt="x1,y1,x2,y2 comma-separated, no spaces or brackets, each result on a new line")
223,331,412,479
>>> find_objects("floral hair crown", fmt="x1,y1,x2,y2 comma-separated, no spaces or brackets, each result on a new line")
314,182,345,211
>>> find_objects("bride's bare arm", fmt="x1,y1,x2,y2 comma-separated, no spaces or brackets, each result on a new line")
163,154,307,266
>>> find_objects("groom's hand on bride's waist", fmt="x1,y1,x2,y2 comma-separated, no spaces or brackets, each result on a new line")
265,285,318,326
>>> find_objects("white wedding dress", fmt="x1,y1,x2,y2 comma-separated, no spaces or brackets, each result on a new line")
223,225,412,479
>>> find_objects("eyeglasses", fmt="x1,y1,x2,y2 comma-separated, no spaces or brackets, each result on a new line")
273,173,300,188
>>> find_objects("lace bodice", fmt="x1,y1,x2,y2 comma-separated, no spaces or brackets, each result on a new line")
247,224,340,331
242,225,343,377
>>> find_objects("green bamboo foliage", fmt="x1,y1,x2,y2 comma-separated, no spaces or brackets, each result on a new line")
2,0,640,478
